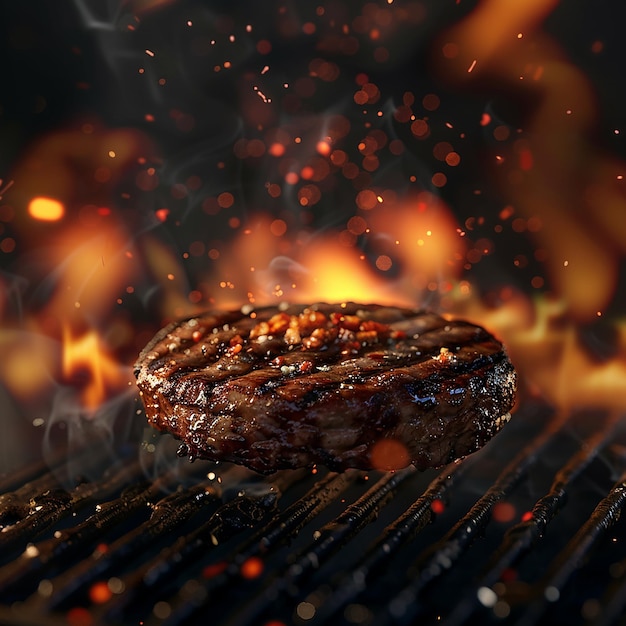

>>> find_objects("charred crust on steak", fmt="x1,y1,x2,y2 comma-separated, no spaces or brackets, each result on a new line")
134,302,517,473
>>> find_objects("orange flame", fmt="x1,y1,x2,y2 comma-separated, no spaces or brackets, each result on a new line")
0,331,58,403
208,192,465,309
3,6,624,426
28,197,66,222
61,326,130,411
0,121,160,412
436,0,626,322
453,291,626,411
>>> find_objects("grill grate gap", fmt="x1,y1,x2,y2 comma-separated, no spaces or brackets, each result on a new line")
1,403,625,626
0,460,146,558
373,409,571,626
29,480,223,613
444,411,622,626
215,467,416,626
515,469,626,626
98,467,309,623
303,455,471,625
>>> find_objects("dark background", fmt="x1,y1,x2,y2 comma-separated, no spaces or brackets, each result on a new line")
1,0,626,474
2,1,625,166
1,0,626,317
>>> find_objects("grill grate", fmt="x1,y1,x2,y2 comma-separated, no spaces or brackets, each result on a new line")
1,402,625,626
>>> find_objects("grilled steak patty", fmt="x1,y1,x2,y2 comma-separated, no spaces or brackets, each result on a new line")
134,303,516,472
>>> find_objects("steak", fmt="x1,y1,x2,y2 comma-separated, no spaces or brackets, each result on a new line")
134,303,517,473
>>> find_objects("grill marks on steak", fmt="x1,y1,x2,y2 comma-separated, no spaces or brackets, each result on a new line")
134,303,516,472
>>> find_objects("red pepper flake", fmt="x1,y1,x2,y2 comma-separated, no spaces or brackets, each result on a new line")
329,312,343,326
267,312,290,334
332,313,361,331
192,330,202,342
271,356,285,367
340,341,361,355
299,360,313,373
229,334,243,346
358,320,388,333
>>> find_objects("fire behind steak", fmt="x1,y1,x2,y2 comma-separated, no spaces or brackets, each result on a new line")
134,303,517,473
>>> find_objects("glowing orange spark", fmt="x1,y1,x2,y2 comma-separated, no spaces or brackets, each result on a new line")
240,557,264,579
370,439,410,471
62,327,127,411
28,197,65,221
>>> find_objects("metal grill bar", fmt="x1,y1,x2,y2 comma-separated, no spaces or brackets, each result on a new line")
376,411,570,626
0,404,624,626
218,467,416,626
515,470,626,626
145,470,356,626
304,456,471,625
444,412,621,626
0,460,145,554
29,480,222,613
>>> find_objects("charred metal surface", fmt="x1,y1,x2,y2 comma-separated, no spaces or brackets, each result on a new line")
445,412,622,626
0,403,625,626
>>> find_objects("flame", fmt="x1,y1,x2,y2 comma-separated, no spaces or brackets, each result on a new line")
453,290,626,412
404,0,626,412
43,220,138,324
208,192,465,309
436,0,626,322
28,197,65,222
0,121,160,416
61,326,131,411
300,238,395,304
0,331,58,403
2,3,625,433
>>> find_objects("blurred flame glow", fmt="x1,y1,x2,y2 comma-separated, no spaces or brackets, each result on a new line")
0,332,58,401
46,221,137,323
2,2,626,428
62,326,129,411
441,0,558,78
300,239,392,304
370,439,410,471
28,197,65,221
454,292,626,411
207,193,464,310
439,0,626,322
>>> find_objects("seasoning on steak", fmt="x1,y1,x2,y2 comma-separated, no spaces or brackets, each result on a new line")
134,302,516,473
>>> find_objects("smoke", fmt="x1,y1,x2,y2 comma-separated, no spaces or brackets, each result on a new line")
0,384,34,475
43,381,140,486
